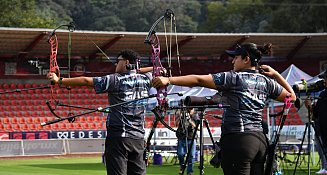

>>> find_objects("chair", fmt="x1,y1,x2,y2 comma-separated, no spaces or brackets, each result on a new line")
97,123,104,130
11,118,18,124
94,116,101,122
52,123,59,130
3,118,10,124
75,123,82,129
21,124,29,131
13,124,21,131
82,123,90,130
29,124,37,131
26,117,34,124
67,123,75,130
0,124,4,131
89,123,97,130
60,123,67,130
5,124,13,132
34,117,41,124
19,118,26,124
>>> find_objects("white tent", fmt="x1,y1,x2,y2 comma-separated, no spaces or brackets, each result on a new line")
281,64,312,85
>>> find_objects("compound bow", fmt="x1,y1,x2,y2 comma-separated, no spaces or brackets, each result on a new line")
46,23,75,119
144,8,182,165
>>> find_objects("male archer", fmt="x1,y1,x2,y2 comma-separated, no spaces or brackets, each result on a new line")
47,49,152,175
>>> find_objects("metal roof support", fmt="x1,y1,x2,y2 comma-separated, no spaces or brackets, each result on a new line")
162,36,196,58
89,35,124,59
18,32,47,57
286,36,311,61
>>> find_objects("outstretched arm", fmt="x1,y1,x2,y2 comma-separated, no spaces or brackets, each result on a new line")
152,74,217,89
260,65,296,102
139,67,153,73
47,72,94,87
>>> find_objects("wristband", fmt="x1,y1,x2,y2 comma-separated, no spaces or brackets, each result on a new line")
168,77,171,85
58,77,63,87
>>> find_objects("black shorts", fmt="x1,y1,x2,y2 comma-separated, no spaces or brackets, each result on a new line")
105,137,145,175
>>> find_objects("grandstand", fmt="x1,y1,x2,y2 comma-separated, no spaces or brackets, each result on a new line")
0,82,303,134
0,28,326,158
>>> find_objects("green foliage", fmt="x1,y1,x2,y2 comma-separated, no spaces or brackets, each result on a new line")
0,0,326,33
0,0,58,28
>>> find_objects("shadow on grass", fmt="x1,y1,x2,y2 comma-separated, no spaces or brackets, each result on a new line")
26,163,105,171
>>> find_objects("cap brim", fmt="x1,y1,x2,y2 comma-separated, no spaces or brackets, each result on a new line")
225,50,242,57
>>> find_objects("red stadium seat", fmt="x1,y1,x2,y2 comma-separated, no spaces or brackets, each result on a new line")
19,118,26,124
3,118,10,124
13,124,21,131
26,117,33,124
11,118,18,124
5,124,13,132
21,124,29,131
0,124,4,131
60,123,67,130
94,116,101,122
67,123,74,130
29,124,37,131
75,123,82,129
82,123,89,130
97,123,104,130
89,123,96,130
52,123,59,130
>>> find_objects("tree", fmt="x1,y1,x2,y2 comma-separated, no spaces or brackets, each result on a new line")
0,0,58,28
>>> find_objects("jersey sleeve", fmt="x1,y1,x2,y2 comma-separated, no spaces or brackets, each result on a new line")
267,78,283,99
92,74,116,94
211,71,233,91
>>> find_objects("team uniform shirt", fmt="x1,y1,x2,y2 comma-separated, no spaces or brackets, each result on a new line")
211,69,283,135
93,70,152,139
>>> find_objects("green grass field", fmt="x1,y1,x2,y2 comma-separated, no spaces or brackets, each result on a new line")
0,154,323,175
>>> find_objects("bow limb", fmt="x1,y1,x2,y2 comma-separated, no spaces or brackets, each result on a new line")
46,23,76,119
145,9,175,113
46,31,60,118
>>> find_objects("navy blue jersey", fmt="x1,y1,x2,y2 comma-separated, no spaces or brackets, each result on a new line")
211,70,283,135
93,71,152,139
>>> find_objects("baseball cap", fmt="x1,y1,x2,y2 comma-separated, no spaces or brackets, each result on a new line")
225,45,244,57
318,70,327,78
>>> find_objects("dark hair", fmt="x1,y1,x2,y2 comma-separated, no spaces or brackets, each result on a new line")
117,49,139,64
240,43,272,66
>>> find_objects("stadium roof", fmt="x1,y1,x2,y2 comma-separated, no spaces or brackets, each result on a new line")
0,27,326,62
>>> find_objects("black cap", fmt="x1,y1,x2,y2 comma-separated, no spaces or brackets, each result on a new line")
225,44,246,57
225,49,242,57
318,70,327,78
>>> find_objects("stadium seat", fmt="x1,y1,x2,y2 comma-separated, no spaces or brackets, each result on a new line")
3,118,10,124
78,116,86,123
29,124,37,131
52,123,59,130
26,117,33,124
0,124,4,131
26,133,36,139
21,124,29,131
67,123,74,130
19,118,26,124
75,123,82,129
60,123,67,130
11,118,18,124
5,124,13,132
97,123,104,130
94,116,101,122
13,124,21,131
89,123,96,130
82,123,89,130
